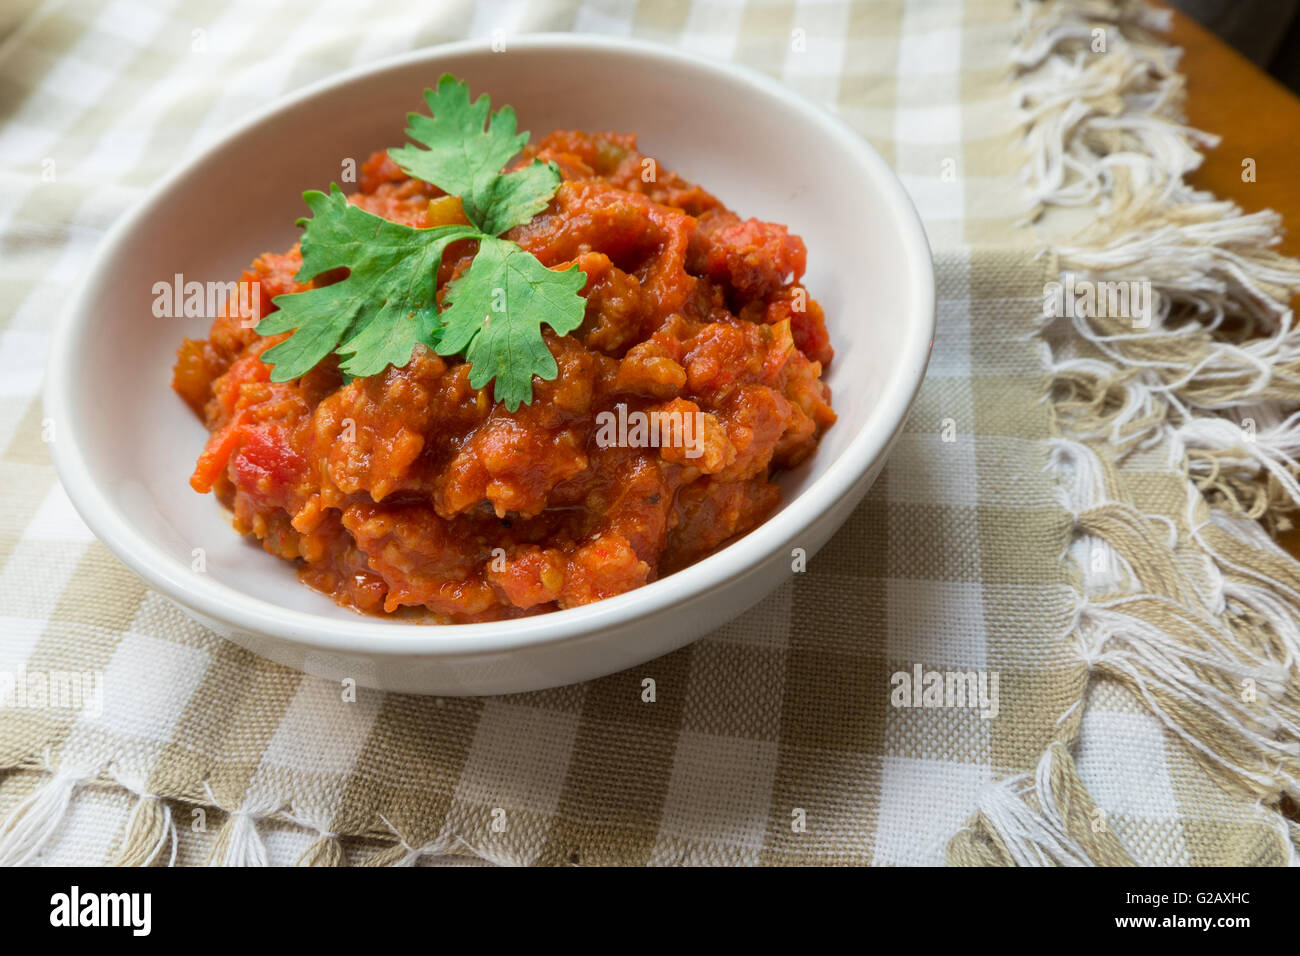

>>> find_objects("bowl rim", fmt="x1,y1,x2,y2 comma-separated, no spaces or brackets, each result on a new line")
44,33,935,659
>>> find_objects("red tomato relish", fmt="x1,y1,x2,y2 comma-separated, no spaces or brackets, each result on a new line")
173,131,835,622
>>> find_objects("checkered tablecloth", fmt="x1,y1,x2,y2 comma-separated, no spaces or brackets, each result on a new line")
0,0,1295,866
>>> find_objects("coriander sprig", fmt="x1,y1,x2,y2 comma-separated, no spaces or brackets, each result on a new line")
388,75,564,236
257,75,585,412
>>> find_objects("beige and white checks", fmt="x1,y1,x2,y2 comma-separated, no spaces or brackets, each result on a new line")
0,0,1295,866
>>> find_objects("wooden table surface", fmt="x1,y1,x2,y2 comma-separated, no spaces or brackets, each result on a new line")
1157,3,1300,557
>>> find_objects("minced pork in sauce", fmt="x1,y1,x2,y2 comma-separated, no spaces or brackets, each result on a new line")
173,131,835,622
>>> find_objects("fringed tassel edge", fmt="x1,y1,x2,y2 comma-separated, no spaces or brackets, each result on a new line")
950,0,1300,866
0,770,528,865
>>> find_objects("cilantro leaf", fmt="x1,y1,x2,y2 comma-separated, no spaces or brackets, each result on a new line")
259,80,584,408
476,159,561,236
257,184,477,381
388,74,561,236
435,236,587,412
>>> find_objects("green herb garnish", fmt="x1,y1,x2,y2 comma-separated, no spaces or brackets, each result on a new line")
257,75,585,411
255,190,478,381
438,236,586,412
388,75,563,236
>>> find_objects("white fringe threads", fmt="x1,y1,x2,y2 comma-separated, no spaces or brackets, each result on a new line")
953,0,1300,866
0,766,80,866
949,744,1135,866
0,765,513,866
202,782,273,867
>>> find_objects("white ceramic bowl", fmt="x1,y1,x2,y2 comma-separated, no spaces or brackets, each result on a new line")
45,35,934,695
